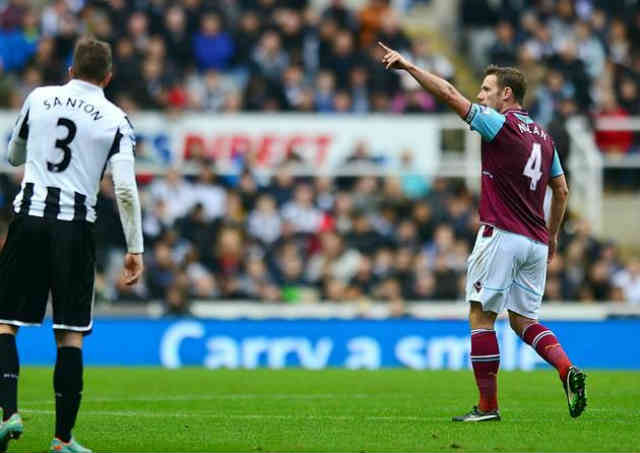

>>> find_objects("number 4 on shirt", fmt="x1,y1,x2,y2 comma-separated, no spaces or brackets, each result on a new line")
523,143,542,191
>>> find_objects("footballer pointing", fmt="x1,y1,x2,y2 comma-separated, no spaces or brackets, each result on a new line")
0,38,144,452
379,42,586,422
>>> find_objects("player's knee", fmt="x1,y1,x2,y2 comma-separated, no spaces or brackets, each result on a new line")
468,302,496,329
508,313,533,337
54,330,83,349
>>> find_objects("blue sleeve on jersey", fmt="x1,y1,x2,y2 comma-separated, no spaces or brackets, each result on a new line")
550,148,564,178
465,103,506,142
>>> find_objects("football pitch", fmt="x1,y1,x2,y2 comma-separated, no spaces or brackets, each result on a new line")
10,368,640,452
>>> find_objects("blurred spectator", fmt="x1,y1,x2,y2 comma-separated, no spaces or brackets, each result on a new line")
546,96,578,175
314,70,336,112
147,242,178,299
307,231,361,285
548,0,575,44
400,39,454,97
233,10,261,69
184,248,217,300
349,66,370,113
324,29,360,89
459,0,500,69
282,65,307,110
594,91,633,154
398,151,429,199
187,69,235,111
488,21,517,68
193,12,234,71
127,11,150,54
0,0,27,31
0,8,38,72
192,164,226,220
239,255,280,302
149,168,195,224
359,0,391,49
252,30,289,82
548,39,591,109
531,69,575,128
281,183,323,234
163,6,192,70
377,12,411,54
616,76,640,116
346,211,386,253
275,245,315,303
613,259,640,305
248,194,282,246
346,255,375,299
574,20,606,79
134,57,169,109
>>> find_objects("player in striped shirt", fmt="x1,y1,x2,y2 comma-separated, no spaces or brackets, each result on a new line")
0,38,144,452
379,42,586,421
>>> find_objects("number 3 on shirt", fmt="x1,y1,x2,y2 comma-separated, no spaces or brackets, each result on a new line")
523,143,543,191
47,117,76,173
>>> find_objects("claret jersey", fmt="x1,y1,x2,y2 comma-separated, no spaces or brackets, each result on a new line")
465,104,564,244
9,79,135,222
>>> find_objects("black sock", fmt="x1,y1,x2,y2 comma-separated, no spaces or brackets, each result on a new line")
0,334,19,421
54,347,83,443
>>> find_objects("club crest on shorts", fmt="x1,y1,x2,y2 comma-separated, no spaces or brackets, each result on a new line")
473,280,482,292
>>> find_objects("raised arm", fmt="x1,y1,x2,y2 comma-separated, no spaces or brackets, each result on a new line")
379,42,471,118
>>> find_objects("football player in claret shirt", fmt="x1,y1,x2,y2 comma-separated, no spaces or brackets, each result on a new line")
379,42,586,422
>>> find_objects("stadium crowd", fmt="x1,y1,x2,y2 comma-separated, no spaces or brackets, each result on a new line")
461,0,640,170
2,155,637,312
0,0,454,115
0,0,639,311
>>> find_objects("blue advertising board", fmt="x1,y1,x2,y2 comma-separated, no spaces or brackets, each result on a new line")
16,318,640,369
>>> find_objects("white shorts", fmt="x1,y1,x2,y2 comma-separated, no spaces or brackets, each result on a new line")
465,225,548,319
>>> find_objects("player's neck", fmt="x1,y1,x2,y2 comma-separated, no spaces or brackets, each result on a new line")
499,102,523,114
71,78,103,89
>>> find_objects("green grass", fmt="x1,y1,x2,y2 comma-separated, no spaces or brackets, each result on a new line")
7,368,640,452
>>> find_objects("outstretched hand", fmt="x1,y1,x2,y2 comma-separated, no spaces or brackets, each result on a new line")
378,42,411,70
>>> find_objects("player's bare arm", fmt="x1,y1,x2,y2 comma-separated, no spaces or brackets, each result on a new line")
547,174,569,263
378,42,471,118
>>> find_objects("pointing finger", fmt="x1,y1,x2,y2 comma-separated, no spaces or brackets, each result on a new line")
378,41,392,51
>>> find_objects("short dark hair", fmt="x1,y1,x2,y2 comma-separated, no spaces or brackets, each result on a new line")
72,37,112,83
484,65,527,104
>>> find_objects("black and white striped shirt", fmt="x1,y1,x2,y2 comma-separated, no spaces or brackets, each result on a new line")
10,79,136,223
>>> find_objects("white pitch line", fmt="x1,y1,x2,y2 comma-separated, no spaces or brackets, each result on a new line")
20,392,412,406
20,409,433,422
20,409,637,424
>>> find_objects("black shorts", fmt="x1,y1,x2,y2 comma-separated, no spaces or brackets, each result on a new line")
0,214,95,333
